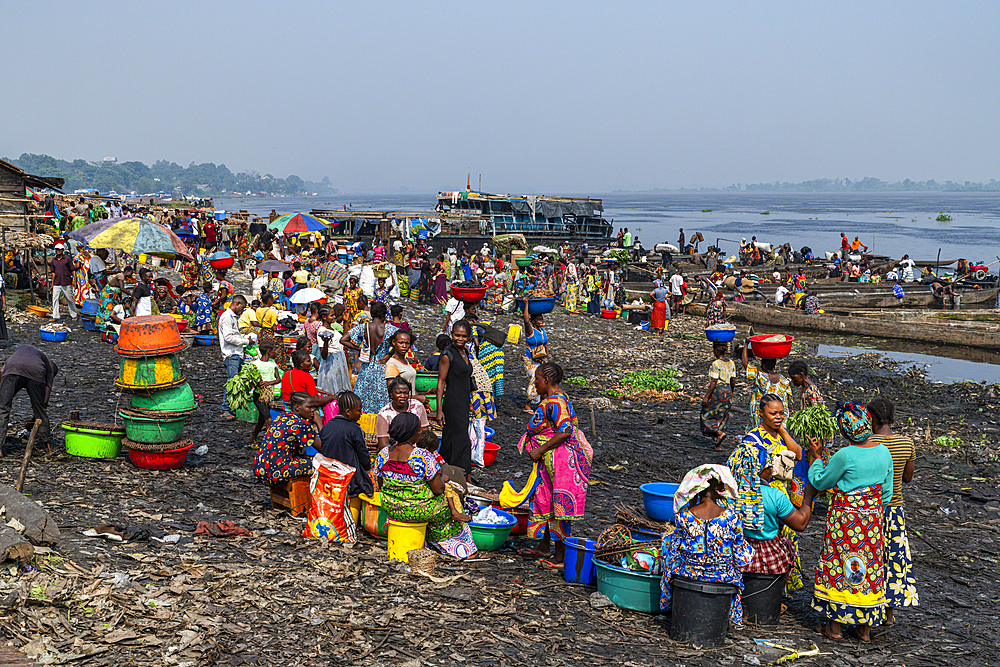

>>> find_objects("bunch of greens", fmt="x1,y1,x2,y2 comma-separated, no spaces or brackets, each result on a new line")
225,364,263,412
620,369,680,393
566,376,587,386
786,404,838,441
607,249,631,264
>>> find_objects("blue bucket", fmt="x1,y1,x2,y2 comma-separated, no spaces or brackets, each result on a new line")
563,537,597,585
269,408,284,421
81,299,99,316
81,317,98,331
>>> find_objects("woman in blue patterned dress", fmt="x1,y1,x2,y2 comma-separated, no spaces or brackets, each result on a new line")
341,301,398,414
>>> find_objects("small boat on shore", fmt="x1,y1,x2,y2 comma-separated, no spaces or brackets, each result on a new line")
812,286,999,309
735,302,1000,351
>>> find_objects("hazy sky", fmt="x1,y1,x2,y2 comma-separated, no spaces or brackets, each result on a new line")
4,1,998,192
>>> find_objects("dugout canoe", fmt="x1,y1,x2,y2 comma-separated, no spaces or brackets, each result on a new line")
734,302,1000,351
812,286,999,309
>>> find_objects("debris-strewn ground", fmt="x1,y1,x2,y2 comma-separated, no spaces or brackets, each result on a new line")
0,282,998,666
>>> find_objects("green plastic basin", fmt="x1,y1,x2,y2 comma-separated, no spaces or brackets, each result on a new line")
426,396,438,414
62,423,125,459
118,412,187,444
595,558,662,613
468,509,516,551
414,372,438,393
129,383,197,414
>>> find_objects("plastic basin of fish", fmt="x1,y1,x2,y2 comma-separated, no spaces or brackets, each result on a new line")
451,285,487,302
515,297,555,315
483,442,500,467
119,412,187,444
126,441,193,470
414,372,438,393
39,329,68,342
469,508,516,551
749,334,794,359
640,482,681,522
61,423,125,459
705,328,737,342
595,559,662,613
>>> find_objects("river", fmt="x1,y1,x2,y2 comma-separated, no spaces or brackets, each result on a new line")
215,190,1000,264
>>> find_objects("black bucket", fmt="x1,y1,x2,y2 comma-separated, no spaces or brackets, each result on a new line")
669,576,736,646
741,572,786,625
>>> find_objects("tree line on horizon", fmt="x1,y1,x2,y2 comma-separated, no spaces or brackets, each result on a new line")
6,153,338,197
710,177,1000,192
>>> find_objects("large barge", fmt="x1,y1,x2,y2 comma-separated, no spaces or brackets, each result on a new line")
311,189,613,248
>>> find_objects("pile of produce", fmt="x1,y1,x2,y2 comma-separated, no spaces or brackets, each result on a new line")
706,323,737,331
524,288,555,298
224,364,263,413
452,280,483,289
620,369,681,393
786,404,838,441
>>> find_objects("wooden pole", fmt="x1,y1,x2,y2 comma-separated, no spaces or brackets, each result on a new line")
16,419,42,493
589,403,596,439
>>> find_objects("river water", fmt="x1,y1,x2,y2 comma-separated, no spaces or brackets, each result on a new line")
214,191,1000,383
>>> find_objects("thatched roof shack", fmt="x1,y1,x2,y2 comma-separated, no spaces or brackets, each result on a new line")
0,159,64,232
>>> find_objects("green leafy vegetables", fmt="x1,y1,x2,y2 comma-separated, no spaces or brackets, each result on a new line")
786,404,838,441
225,364,263,412
566,376,587,386
620,369,680,393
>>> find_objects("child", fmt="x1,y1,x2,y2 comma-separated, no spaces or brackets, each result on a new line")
416,430,470,522
318,391,373,498
424,333,451,371
701,341,736,450
296,336,319,371
251,340,283,444
389,304,409,332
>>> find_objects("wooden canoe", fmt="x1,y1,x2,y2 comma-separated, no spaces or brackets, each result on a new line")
734,302,1000,351
812,286,999,309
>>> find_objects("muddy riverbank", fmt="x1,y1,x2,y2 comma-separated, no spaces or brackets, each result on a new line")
0,291,997,666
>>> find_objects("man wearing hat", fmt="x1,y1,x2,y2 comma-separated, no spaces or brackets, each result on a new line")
49,243,78,320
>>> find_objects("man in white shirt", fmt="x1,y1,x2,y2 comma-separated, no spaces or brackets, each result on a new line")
440,292,465,334
669,269,686,314
132,268,154,317
775,284,791,305
218,295,251,420
90,248,109,285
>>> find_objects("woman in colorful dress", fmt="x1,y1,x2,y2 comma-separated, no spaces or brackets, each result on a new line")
468,315,505,404
867,397,918,625
649,279,670,333
180,288,215,334
95,282,122,328
518,362,593,566
342,275,364,326
252,392,320,485
315,306,353,399
341,301,397,414
736,394,805,594
72,249,93,306
563,262,579,313
808,403,894,642
740,339,793,432
787,359,831,504
660,464,751,626
267,272,285,297
705,292,727,327
376,378,431,450
433,255,448,304
375,412,478,559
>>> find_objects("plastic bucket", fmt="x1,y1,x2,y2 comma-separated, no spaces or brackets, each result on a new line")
595,559,662,613
360,493,389,538
387,519,427,562
506,324,521,344
81,299,99,316
82,317,98,332
563,537,597,585
669,576,737,646
349,496,362,526
741,572,786,625
61,423,125,459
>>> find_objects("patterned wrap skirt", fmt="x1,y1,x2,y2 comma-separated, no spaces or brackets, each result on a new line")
811,485,887,627
884,506,918,608
379,478,477,558
699,385,731,437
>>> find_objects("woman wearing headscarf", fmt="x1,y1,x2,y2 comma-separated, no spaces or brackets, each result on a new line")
375,412,478,559
808,403,894,642
660,464,752,626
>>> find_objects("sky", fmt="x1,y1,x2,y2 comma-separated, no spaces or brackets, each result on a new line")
4,1,999,193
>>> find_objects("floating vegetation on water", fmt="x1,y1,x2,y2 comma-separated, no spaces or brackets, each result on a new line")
760,211,770,215
701,209,713,213
936,213,953,221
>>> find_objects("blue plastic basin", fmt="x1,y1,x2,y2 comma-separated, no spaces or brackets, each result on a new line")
515,297,555,315
563,537,598,586
640,482,681,522
704,329,736,342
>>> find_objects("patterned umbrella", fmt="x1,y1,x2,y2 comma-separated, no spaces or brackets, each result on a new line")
267,212,331,234
67,217,194,260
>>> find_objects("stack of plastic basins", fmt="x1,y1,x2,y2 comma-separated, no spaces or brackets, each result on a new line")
80,298,99,331
115,315,195,469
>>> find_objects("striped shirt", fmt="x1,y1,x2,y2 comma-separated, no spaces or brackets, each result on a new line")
869,434,915,507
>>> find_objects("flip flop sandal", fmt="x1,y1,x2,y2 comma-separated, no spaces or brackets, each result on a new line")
538,559,564,569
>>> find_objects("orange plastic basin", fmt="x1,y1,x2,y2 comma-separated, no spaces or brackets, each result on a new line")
115,315,186,357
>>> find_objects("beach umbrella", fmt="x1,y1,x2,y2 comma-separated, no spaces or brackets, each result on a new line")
267,212,331,234
289,287,327,304
256,259,291,272
67,217,194,260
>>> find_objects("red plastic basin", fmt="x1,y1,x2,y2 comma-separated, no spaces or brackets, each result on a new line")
492,504,529,535
749,334,795,359
601,310,618,319
209,257,235,270
451,285,487,302
483,441,500,467
126,441,193,470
